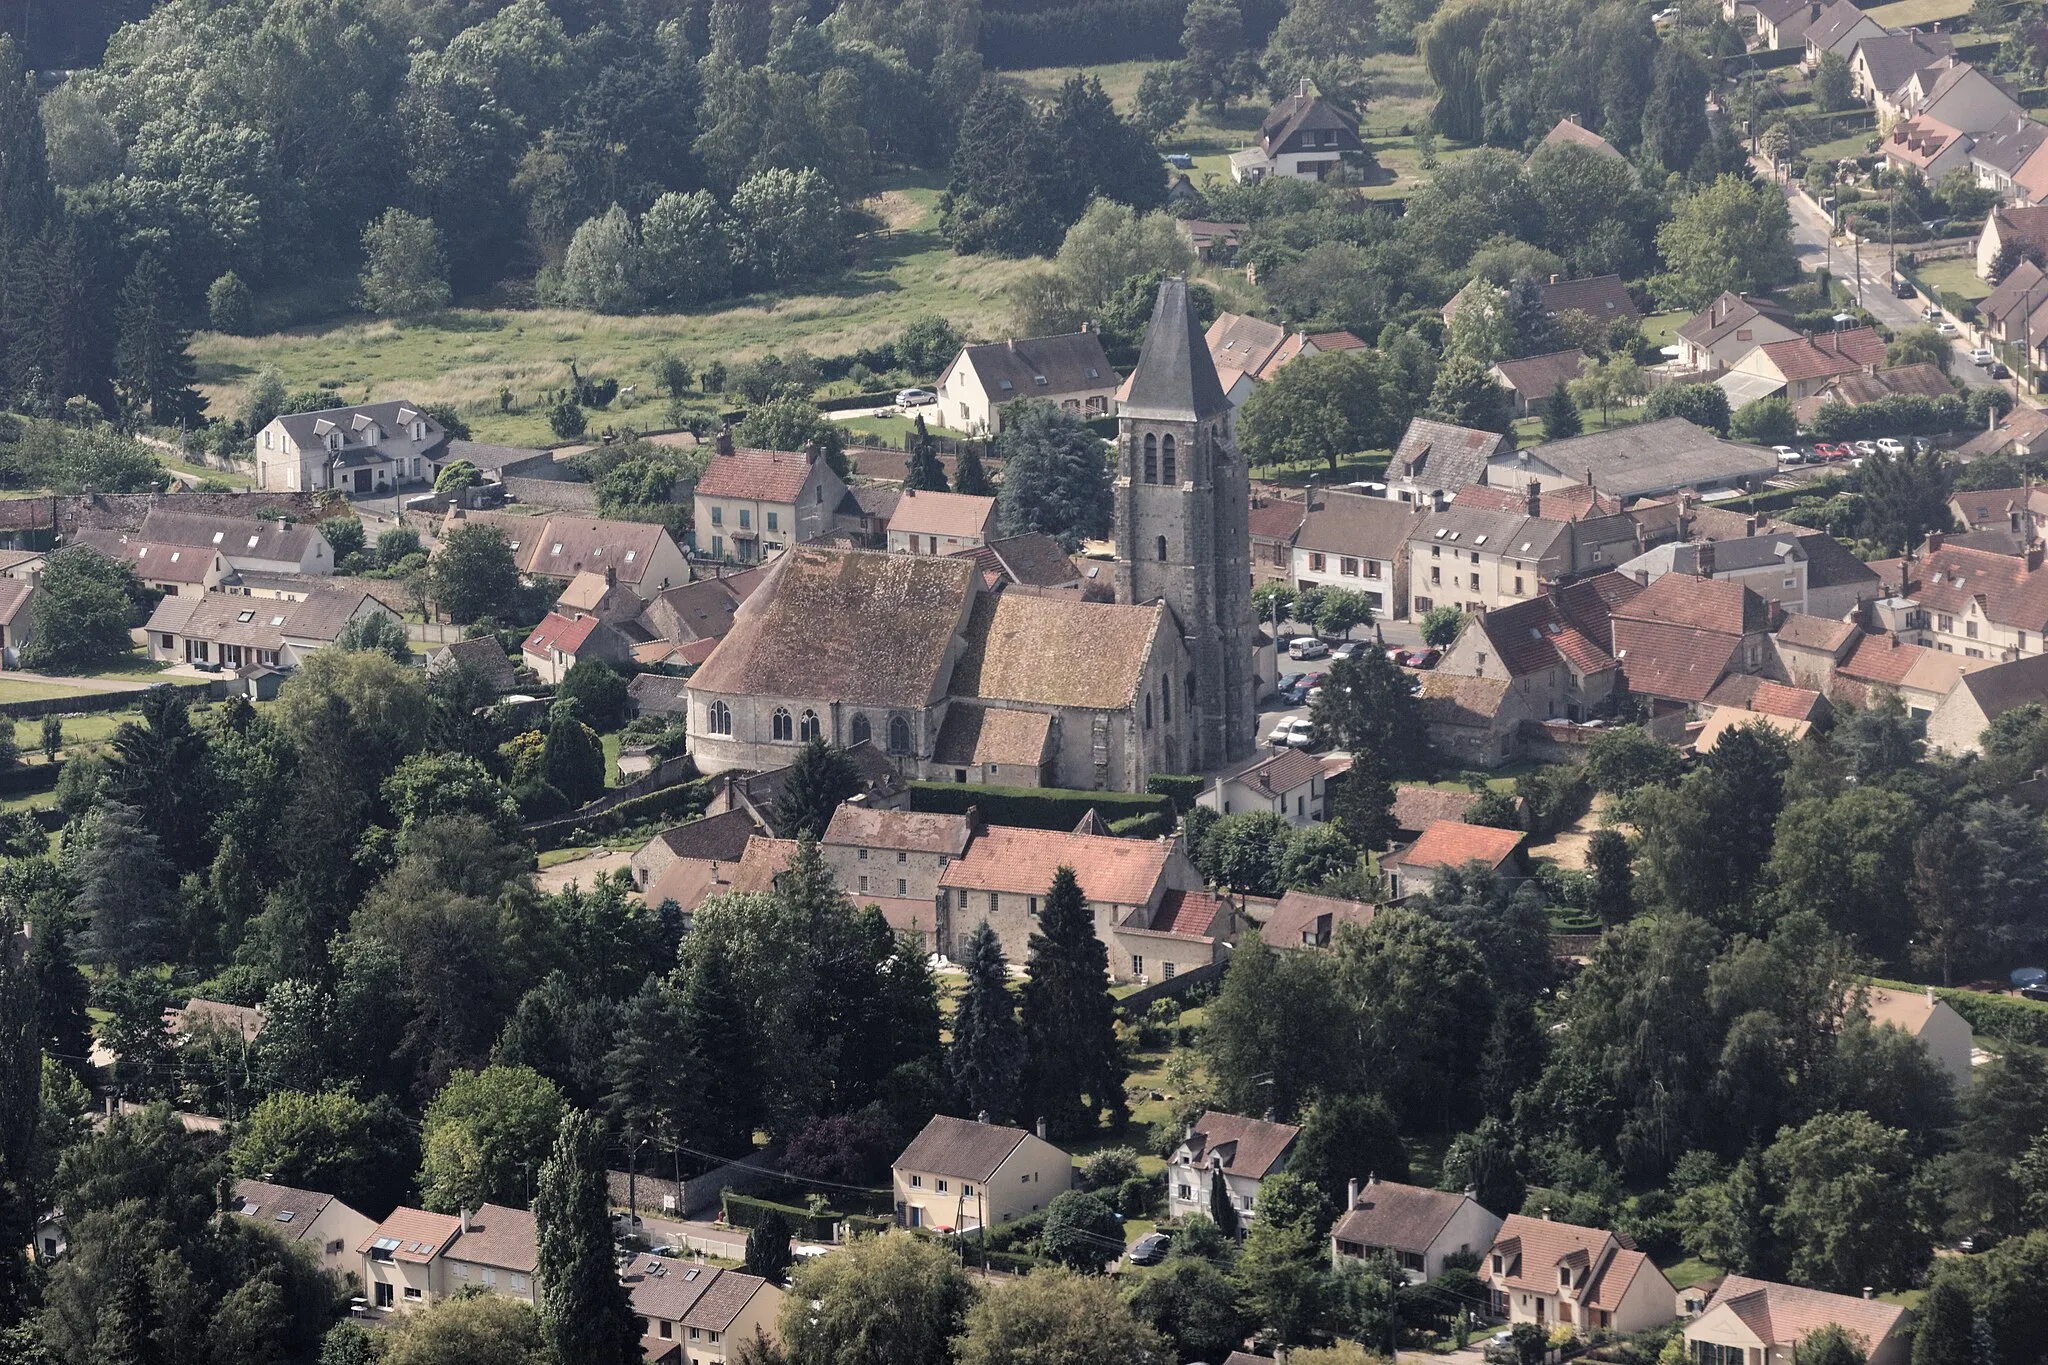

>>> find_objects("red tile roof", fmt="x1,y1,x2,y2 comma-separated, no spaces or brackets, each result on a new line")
939,824,1173,906
1248,497,1309,540
1755,327,1886,383
1837,631,1929,685
1391,785,1483,831
1474,572,1642,678
1615,573,1771,635
1262,889,1375,949
1613,617,1743,702
523,611,598,656
360,1207,464,1264
1130,888,1226,940
695,447,821,504
889,489,995,539
1180,1111,1301,1179
1388,819,1523,872
1703,1276,1909,1354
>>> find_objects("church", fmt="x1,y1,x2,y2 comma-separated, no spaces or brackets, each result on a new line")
682,279,1258,790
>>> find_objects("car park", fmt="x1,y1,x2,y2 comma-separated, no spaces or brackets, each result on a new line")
1266,718,1315,748
1288,637,1330,660
895,388,935,406
1876,438,1905,456
1773,445,1803,465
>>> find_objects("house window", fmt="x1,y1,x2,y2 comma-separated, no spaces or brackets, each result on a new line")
767,512,779,531
859,876,870,892
1178,1184,1192,1200
1143,433,1158,483
799,709,820,741
1028,896,1038,914
910,1175,922,1187
990,892,1000,913
773,708,793,741
963,1184,975,1197
851,713,872,745
375,1283,393,1309
897,878,907,895
897,850,908,863
1310,553,1327,572
937,1180,949,1193
1366,561,1381,579
738,509,751,530
1341,557,1359,576
708,700,732,735
1132,955,1144,976
1515,576,1524,594
1939,614,1954,631
1162,435,1176,483
1163,961,1177,978
888,715,911,754
1968,619,1979,639
403,1287,422,1301
1145,695,1153,729
1161,677,1172,722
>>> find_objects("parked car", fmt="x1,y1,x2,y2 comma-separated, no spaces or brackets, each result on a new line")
1923,304,1942,320
1991,361,2012,379
1891,278,1915,299
1288,636,1330,660
1127,1232,1173,1266
1812,442,1848,462
1332,640,1368,659
1266,717,1315,748
1935,321,1959,337
1163,153,1193,169
1876,437,1906,456
895,388,936,407
2021,985,2048,1003
1773,445,1804,465
1971,348,1997,367
1279,676,1314,704
1402,648,1442,669
1853,440,1879,458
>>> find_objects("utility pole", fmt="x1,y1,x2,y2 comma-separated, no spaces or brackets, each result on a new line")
1855,236,1864,307
2020,288,2033,402
1887,171,1896,288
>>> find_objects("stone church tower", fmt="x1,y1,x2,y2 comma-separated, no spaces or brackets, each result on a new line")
1114,278,1256,771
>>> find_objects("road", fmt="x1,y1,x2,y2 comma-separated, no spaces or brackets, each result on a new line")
1773,174,2000,391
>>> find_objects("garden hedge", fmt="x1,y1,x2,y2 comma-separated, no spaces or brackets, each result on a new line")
908,781,1173,832
1871,977,2048,1048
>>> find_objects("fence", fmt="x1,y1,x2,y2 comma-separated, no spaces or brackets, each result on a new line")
609,1146,783,1220
0,678,225,721
405,622,468,644
1115,958,1227,1013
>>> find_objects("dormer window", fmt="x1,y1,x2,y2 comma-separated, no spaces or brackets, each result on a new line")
1492,1254,1503,1273
1033,375,1047,385
1559,1267,1571,1287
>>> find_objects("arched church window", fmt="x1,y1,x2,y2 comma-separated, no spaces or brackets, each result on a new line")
888,715,912,754
1161,434,1176,484
772,707,793,741
1161,676,1172,723
1144,694,1153,729
709,700,732,735
1156,535,1168,562
1143,433,1157,484
799,709,820,742
850,713,872,745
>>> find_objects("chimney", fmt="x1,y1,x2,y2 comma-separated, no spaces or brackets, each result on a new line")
1078,320,1092,333
1035,1116,1048,1140
1549,273,1560,285
1864,1288,1876,1300
1348,1178,1360,1209
1542,1206,1553,1221
460,1208,471,1234
1926,986,1938,1004
1928,530,1944,552
1299,77,1310,98
1697,541,1716,579
804,440,820,467
1006,338,1016,351
977,1110,990,1124
715,425,734,457
1527,479,1542,517
2029,543,2044,573
903,486,915,498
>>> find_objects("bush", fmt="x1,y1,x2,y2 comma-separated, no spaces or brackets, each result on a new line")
907,781,1172,831
1108,812,1168,838
1146,772,1205,812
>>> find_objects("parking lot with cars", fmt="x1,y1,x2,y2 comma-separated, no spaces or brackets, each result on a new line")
1262,627,1439,749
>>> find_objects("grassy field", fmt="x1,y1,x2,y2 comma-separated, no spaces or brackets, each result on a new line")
1867,0,1970,24
162,457,255,489
0,678,139,703
188,172,1041,448
1915,256,1992,303
826,412,969,445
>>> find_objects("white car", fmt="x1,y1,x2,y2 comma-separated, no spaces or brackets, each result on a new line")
1876,438,1906,456
895,388,936,407
1265,718,1314,749
1935,321,1958,337
1971,348,1996,367
1773,445,1803,465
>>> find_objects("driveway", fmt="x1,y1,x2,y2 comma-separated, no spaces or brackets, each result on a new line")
535,847,634,894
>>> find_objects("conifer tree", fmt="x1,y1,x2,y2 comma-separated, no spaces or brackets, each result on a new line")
903,415,949,493
1331,753,1397,851
0,36,51,252
1542,378,1581,441
772,738,861,840
536,1109,640,1365
114,252,201,426
947,922,1023,1121
1911,1280,1974,1365
0,911,40,1319
952,441,993,497
541,706,606,806
1209,1165,1240,1239
742,1210,794,1284
675,945,759,1155
1019,866,1126,1139
72,801,172,972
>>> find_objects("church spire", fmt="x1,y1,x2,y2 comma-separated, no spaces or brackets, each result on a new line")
1120,277,1230,423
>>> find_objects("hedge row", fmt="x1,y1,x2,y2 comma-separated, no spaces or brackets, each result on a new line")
0,762,61,797
1872,977,2048,1049
816,390,905,413
1108,811,1169,838
1146,773,1205,813
1722,45,1803,69
908,780,1174,832
720,1192,889,1241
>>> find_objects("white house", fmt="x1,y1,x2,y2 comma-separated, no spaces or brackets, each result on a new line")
691,439,849,565
1198,747,1328,825
885,489,997,556
1330,1177,1504,1283
1228,81,1367,182
254,401,449,494
230,1179,377,1278
1292,489,1429,617
892,1115,1073,1232
1856,984,1975,1090
1481,1213,1678,1338
145,584,391,672
937,330,1118,435
1167,1111,1302,1225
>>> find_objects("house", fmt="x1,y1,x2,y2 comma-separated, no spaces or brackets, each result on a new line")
1858,34,1956,112
1802,0,1884,68
1686,1276,1913,1365
446,509,691,597
1726,327,1888,402
892,1115,1073,1232
1949,485,2048,538
1455,481,1640,573
1957,403,2048,463
1674,293,1801,375
1406,502,1571,617
230,1179,376,1277
938,822,1227,981
426,636,520,693
1382,820,1524,899
1180,219,1247,263
1977,258,2048,353
1969,114,2048,201
821,805,974,949
1417,673,1533,767
1387,418,1508,508
630,809,761,913
0,580,34,667
729,835,800,893
1166,1111,1301,1225
1437,572,1645,721
1392,784,1485,834
254,400,449,494
166,997,265,1043
687,439,844,565
1207,313,1291,403
1691,704,1813,752
1330,1176,1504,1283
1198,747,1328,824
1866,537,2048,658
1541,117,1623,158
71,532,229,598
442,1204,539,1304
1703,673,1830,726
624,1255,783,1365
1611,574,1777,710
1490,349,1588,418
1856,984,1975,1089
1228,80,1365,183
1831,629,1990,715
137,509,334,576
521,610,634,684
556,567,642,626
1753,0,1824,49
1619,535,1812,613
686,548,1192,792
638,567,768,657
1539,274,1641,327
359,1206,466,1315
1293,489,1428,615
1891,60,2022,136
1926,649,2048,753
936,329,1118,435
1976,203,2048,278
1260,888,1375,950
145,584,392,672
1792,363,1956,429
954,533,1085,598
1883,116,1975,188
1491,419,1776,500
1481,1213,1678,1338
886,489,997,556
1771,612,1864,690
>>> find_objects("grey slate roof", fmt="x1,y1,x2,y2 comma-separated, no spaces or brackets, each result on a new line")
1957,650,2048,717
959,331,1115,402
1392,418,1506,492
1971,114,2047,173
1858,34,1949,97
895,1114,1032,1182
1121,278,1231,423
1677,292,1798,350
138,509,322,563
443,439,546,474
1513,418,1777,498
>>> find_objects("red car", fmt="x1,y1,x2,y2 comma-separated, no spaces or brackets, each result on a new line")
1401,649,1442,669
1813,442,1851,462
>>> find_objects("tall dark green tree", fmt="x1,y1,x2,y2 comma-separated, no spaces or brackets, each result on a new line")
108,685,218,872
773,739,862,839
535,1109,639,1365
947,922,1024,1122
1208,1165,1240,1238
939,83,1057,257
114,252,202,426
1019,866,1126,1139
903,416,948,493
0,37,51,251
1331,753,1398,851
1642,43,1710,175
1860,445,1954,556
1542,379,1581,440
1912,1280,1976,1365
7,224,113,416
0,915,39,1323
1587,828,1635,926
994,400,1113,550
73,802,173,973
743,1210,794,1284
953,443,993,497
674,945,760,1155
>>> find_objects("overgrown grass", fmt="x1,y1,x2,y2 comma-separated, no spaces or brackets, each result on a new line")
1914,256,1991,304
190,172,1042,448
0,678,135,702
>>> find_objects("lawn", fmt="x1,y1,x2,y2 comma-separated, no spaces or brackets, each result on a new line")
161,457,255,489
188,171,1042,448
826,412,969,446
1641,309,1690,347
11,709,136,756
1867,0,1970,24
0,678,131,703
1915,256,1992,304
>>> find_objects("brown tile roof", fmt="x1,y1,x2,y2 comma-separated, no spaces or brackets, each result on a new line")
1706,675,1827,721
895,1114,1036,1181
695,447,820,504
524,611,600,656
446,1203,536,1274
1755,328,1886,383
727,836,799,893
1613,617,1743,702
645,859,729,912
650,810,760,863
1774,613,1858,652
1417,673,1513,728
624,1253,724,1323
1949,485,2048,530
1956,650,2048,718
429,636,519,691
168,997,265,1041
1542,118,1622,158
931,703,1054,768
1616,573,1771,635
1703,1276,1909,1353
970,533,1081,589
1248,496,1308,541
1299,490,1431,561
948,593,1162,710
360,1207,463,1264
1235,747,1326,796
889,489,995,540
232,1179,338,1244
1473,573,1642,678
521,516,674,587
1392,785,1483,831
1899,542,2048,631
1307,330,1368,351
1263,889,1374,949
1862,984,1943,1036
1207,313,1289,381
72,532,219,583
823,805,973,856
1392,419,1507,490
1838,631,1933,686
1693,707,1812,751
1541,274,1640,323
1259,86,1360,157
939,824,1172,905
1453,483,1624,521
961,330,1116,400
682,1270,770,1331
1387,820,1523,872
1332,1178,1473,1253
1678,293,1798,350
691,548,975,708
1484,1214,1658,1308
1492,349,1588,397
1125,887,1227,941
1181,1111,1301,1179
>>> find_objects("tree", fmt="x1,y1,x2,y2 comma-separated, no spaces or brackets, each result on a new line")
1200,811,1291,895
1181,0,1256,113
1913,1280,1976,1365
1860,445,1953,555
430,524,520,624
557,658,630,731
207,272,255,335
1644,382,1733,436
230,1090,414,1218
995,400,1112,550
114,252,201,425
1265,0,1375,110
1586,725,1684,797
1655,176,1800,309
773,739,863,840
1040,1190,1124,1273
550,401,587,440
1814,52,1854,112
1332,753,1398,851
1887,325,1953,376
1912,814,1986,985
418,1066,568,1213
1202,936,1345,1121
1020,867,1126,1138
1420,605,1464,648
898,317,963,378
948,922,1024,1122
1239,350,1409,472
640,191,733,308
1209,1164,1241,1238
730,168,845,287
1281,822,1358,890
381,1295,547,1365
541,708,606,807
1794,1325,1869,1365
1311,650,1427,772
1135,64,1192,138
1587,828,1635,926
904,420,948,493
1732,397,1798,446
745,1210,795,1284
1543,379,1582,440
1765,1111,1936,1293
953,443,993,497
957,1267,1165,1365
1289,1095,1409,1213
559,205,645,314
536,1109,638,1365
335,611,414,665
780,1233,973,1365
72,801,172,972
1129,1254,1249,1360
361,209,451,318
1428,354,1514,434
1642,43,1710,174
23,544,149,671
